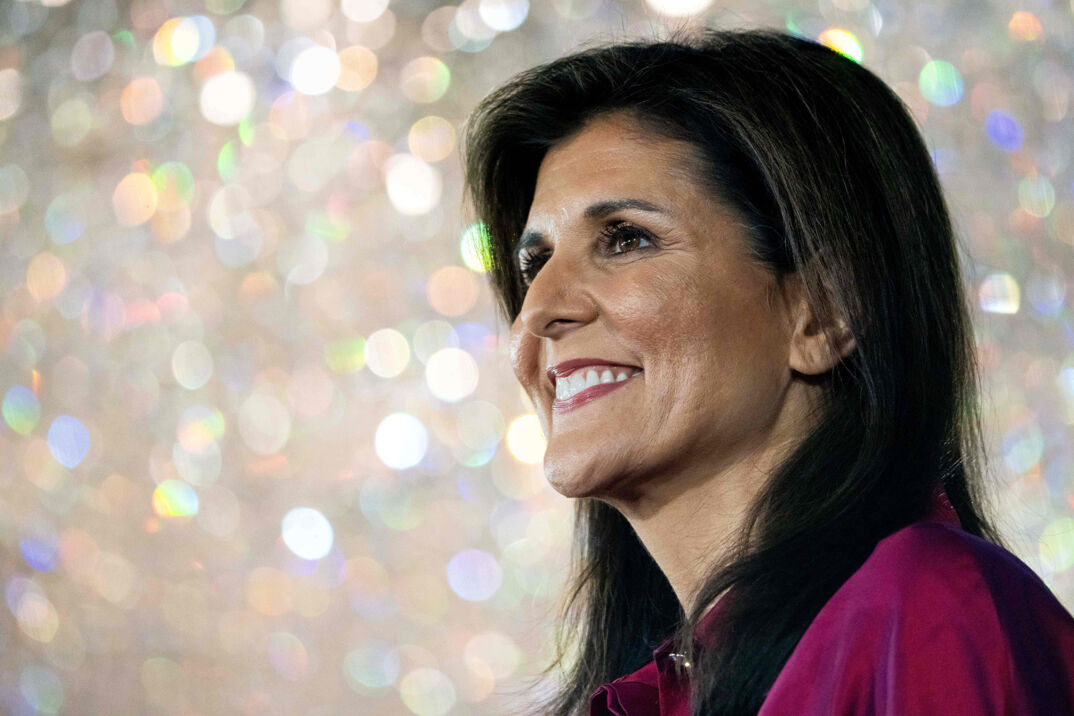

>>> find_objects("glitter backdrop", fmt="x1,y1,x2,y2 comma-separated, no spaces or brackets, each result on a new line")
1,0,1073,713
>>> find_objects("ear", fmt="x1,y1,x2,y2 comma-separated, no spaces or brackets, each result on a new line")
781,274,857,376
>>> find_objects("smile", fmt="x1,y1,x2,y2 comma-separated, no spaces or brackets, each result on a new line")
552,366,642,414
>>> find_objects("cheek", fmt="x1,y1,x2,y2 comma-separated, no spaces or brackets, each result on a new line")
610,267,780,388
609,263,720,343
603,265,694,340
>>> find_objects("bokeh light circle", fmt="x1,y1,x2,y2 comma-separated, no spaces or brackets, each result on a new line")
454,0,497,45
281,0,332,29
153,16,215,66
177,405,226,455
446,548,502,601
412,321,459,364
200,71,255,126
14,589,59,640
343,640,400,689
208,184,255,239
281,506,334,560
50,97,93,146
399,667,456,716
152,480,199,518
375,412,428,469
267,631,309,681
26,252,66,301
644,0,713,16
289,45,341,95
385,154,442,216
47,415,90,468
985,110,1023,152
337,45,378,91
44,194,85,245
506,414,545,464
478,0,529,31
3,386,40,435
325,336,366,374
1019,174,1055,218
342,0,389,22
172,340,214,390
238,393,292,454
120,77,163,125
979,273,1020,314
818,27,862,63
19,516,59,573
919,60,963,106
70,31,114,80
399,57,451,103
408,116,456,162
427,265,479,316
112,173,158,226
464,631,521,679
364,328,410,378
425,348,479,402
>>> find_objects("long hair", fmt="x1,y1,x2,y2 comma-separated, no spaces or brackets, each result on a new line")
462,28,1007,715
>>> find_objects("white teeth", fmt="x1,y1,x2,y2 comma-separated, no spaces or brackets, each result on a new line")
555,366,639,400
556,378,569,400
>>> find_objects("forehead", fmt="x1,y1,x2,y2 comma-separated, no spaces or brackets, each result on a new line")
528,113,705,218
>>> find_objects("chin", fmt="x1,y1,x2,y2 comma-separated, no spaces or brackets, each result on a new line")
541,450,622,499
542,461,588,498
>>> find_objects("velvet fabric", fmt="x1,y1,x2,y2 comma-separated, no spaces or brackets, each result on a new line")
589,486,1074,715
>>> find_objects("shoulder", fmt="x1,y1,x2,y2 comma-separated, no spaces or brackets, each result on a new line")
835,519,1074,668
759,520,1074,715
850,520,1056,616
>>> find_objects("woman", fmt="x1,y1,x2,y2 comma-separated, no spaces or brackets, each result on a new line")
462,28,1074,715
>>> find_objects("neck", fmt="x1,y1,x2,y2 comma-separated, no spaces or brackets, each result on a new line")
602,386,817,615
605,453,772,614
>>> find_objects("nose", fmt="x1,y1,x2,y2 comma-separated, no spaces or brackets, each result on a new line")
513,250,596,340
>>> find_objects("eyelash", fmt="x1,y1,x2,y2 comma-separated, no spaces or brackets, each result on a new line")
518,221,655,285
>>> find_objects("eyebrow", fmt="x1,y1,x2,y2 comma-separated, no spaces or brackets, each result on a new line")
516,198,669,256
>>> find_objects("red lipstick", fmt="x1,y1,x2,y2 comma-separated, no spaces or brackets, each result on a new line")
546,358,640,387
546,359,643,415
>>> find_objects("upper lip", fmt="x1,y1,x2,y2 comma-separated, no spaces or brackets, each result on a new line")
545,358,641,388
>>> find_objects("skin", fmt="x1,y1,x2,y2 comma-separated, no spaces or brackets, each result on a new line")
508,112,855,613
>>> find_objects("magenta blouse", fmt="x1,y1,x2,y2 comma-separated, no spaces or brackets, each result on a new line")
589,486,1074,715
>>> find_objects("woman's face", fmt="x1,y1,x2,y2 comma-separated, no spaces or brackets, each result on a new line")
509,112,806,502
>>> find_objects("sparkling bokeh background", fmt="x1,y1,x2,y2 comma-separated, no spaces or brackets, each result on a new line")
1,0,1073,713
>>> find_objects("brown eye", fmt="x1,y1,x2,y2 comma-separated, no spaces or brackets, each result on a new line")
601,222,654,254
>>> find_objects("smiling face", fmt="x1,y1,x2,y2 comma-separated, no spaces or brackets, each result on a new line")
509,112,812,503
